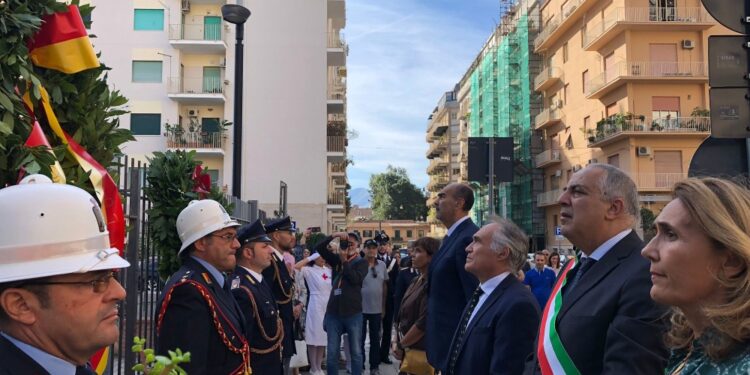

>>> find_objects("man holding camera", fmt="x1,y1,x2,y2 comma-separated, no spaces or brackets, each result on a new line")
314,232,369,375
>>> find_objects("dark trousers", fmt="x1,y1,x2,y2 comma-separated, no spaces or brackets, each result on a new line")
360,313,382,370
379,299,394,361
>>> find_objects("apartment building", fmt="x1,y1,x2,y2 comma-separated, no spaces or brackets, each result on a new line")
425,90,460,236
348,220,431,248
533,0,730,251
89,0,348,233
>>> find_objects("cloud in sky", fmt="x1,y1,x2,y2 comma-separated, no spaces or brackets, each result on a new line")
345,0,500,191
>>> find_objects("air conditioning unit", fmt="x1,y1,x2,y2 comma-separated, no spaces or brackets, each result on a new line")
181,0,190,13
681,39,695,49
572,164,582,172
554,170,562,177
187,108,199,117
637,146,652,157
587,158,598,165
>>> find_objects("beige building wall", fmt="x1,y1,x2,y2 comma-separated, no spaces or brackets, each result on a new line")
533,0,732,252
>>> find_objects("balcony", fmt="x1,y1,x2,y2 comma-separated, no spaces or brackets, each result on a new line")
327,136,346,160
631,172,688,191
586,61,707,99
328,161,347,176
534,67,563,92
168,23,227,54
537,188,564,207
167,76,225,104
426,157,449,175
327,191,346,207
166,132,225,154
427,175,450,192
327,81,346,114
534,108,563,130
588,116,710,148
535,149,562,168
584,8,714,51
328,0,346,29
327,32,347,67
534,0,599,52
426,136,448,159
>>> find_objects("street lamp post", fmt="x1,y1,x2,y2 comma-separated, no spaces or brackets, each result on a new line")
221,4,251,199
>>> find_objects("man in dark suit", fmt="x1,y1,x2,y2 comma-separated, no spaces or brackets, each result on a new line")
375,232,399,364
527,164,668,374
263,216,298,374
426,183,479,372
156,199,250,375
0,178,130,375
232,219,284,375
446,218,540,375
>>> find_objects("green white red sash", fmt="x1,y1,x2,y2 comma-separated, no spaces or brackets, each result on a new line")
537,256,581,375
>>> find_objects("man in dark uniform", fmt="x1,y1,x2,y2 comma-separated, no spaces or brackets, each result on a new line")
232,219,284,375
0,175,130,375
156,199,250,375
374,233,398,364
263,216,298,374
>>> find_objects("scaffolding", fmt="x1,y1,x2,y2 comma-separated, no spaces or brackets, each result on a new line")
468,0,545,245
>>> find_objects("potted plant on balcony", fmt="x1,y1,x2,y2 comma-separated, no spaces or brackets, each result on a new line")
164,122,185,146
583,128,596,143
690,107,710,131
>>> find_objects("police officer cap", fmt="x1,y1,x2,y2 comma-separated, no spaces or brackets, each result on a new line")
265,216,294,233
364,239,378,248
237,219,272,245
348,232,361,243
375,232,390,244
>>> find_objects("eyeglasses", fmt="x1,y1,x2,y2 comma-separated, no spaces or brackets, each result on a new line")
210,233,238,242
370,267,378,278
22,271,118,294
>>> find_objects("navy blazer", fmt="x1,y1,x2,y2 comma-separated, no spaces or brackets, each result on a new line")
0,334,98,375
447,275,540,375
526,231,668,374
425,217,479,371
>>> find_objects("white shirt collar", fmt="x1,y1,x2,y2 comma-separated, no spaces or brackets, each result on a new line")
446,215,471,237
587,229,632,261
479,271,510,295
241,265,263,282
191,255,225,287
271,247,284,261
1,332,76,375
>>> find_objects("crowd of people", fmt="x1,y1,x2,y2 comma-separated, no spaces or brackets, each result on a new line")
2,163,750,375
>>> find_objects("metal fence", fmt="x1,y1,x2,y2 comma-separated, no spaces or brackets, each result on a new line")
108,156,261,374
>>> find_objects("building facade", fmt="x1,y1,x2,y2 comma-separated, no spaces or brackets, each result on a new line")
89,0,348,233
348,220,431,248
533,0,730,252
425,90,460,236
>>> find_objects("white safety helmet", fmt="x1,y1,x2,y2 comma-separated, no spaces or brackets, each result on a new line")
176,199,240,254
0,174,130,283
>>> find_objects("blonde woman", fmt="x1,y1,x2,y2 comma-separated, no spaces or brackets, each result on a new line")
641,177,750,374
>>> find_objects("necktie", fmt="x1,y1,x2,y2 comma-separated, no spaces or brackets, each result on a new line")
76,365,96,375
565,257,597,295
447,286,484,374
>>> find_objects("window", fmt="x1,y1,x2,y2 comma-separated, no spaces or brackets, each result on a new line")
363,230,373,238
565,135,573,149
418,230,425,237
563,84,569,105
562,43,569,63
206,169,220,186
654,151,682,187
406,230,413,238
134,9,164,31
394,230,401,239
582,70,589,94
132,61,162,83
130,114,161,135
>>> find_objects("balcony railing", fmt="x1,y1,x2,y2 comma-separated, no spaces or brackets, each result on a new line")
535,108,562,129
630,172,688,190
588,116,710,145
427,157,449,174
537,188,564,207
586,61,707,97
168,76,224,95
534,16,561,50
327,136,346,153
328,82,346,101
535,149,561,167
534,67,563,91
584,7,712,48
166,131,225,149
327,32,346,48
329,162,347,174
327,192,346,205
168,23,226,42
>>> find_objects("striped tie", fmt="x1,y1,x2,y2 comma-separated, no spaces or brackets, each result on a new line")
447,286,484,374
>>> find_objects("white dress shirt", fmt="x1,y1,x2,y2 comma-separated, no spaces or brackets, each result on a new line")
241,265,264,282
446,215,471,237
467,271,510,326
587,229,632,261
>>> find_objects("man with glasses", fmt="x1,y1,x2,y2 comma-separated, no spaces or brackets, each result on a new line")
0,175,130,374
315,232,369,375
359,239,388,374
156,199,250,375
263,216,299,374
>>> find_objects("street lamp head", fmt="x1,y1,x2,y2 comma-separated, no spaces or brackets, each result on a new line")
221,4,251,25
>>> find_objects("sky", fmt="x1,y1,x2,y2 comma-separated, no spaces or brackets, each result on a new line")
345,0,502,192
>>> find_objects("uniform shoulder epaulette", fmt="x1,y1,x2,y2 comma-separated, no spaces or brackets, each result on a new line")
179,270,193,282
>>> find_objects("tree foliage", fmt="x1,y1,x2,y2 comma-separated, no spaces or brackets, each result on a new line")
0,0,133,192
369,165,428,221
144,151,233,279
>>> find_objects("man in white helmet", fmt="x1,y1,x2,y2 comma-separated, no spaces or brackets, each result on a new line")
0,175,130,375
155,199,251,375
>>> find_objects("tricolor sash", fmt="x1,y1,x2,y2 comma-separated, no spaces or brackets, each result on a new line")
537,257,580,375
